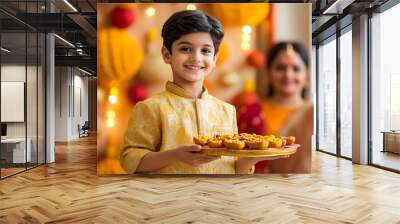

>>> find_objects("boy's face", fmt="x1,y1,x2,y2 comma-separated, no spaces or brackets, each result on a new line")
162,32,216,85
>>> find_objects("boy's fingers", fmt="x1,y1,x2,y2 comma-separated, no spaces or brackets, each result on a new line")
180,145,201,152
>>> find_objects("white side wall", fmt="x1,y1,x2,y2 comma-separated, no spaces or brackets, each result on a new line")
274,3,312,55
54,67,89,141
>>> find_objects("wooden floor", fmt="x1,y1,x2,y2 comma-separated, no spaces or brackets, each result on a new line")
1,167,25,178
373,150,400,171
1,135,400,223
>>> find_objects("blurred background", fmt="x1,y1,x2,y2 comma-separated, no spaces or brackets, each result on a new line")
97,3,311,174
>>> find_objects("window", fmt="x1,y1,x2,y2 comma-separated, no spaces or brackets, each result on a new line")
317,37,337,154
371,3,400,171
339,28,352,158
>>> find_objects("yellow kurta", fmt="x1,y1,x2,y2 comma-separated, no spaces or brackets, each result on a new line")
120,81,238,174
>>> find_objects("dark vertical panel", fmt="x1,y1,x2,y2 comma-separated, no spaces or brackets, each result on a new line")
336,29,341,157
315,44,319,151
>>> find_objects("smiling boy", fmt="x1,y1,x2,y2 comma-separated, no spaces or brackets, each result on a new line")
119,10,287,174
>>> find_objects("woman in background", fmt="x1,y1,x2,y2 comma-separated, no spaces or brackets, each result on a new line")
255,42,313,173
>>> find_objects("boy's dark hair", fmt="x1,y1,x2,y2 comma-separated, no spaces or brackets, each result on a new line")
162,10,224,55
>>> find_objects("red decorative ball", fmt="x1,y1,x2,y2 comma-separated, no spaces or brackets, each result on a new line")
127,83,148,104
111,7,135,29
246,50,265,69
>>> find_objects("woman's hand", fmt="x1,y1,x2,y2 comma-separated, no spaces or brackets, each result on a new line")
173,144,221,166
235,155,290,174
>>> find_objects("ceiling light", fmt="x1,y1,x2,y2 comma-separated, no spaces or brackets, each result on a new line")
1,47,11,53
63,0,78,12
54,34,75,48
322,0,354,15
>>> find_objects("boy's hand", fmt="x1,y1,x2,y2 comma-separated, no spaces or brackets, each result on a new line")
173,144,221,166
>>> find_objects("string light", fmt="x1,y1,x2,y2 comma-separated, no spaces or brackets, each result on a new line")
106,109,116,128
106,118,115,128
107,110,116,119
110,87,119,96
106,88,118,127
241,33,251,42
242,25,252,34
241,25,252,51
146,7,155,17
186,4,196,10
241,42,251,51
108,95,117,104
108,87,119,104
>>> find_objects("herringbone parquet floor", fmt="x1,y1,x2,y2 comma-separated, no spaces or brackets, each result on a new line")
1,135,400,223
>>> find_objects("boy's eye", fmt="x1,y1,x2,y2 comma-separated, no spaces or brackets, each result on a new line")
179,47,191,53
201,48,213,55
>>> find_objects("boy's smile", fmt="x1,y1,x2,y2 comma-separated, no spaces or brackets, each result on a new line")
183,64,205,71
162,32,217,85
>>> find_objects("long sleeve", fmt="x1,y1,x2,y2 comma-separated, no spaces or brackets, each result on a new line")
232,106,238,135
119,101,161,173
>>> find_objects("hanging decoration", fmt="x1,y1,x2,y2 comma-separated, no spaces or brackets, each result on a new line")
241,25,252,51
246,50,265,69
98,28,143,82
111,6,135,29
219,72,240,87
138,50,172,84
206,4,269,27
145,28,159,43
127,83,149,104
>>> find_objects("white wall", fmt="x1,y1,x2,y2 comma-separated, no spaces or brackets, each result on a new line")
55,66,69,141
54,67,89,141
274,3,312,57
1,64,46,164
1,65,37,138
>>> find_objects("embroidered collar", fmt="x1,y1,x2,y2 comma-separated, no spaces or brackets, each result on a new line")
166,81,209,99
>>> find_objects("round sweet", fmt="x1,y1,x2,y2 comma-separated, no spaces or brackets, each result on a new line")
269,138,283,148
247,140,269,150
208,139,223,148
194,136,208,146
285,136,296,145
224,139,245,150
